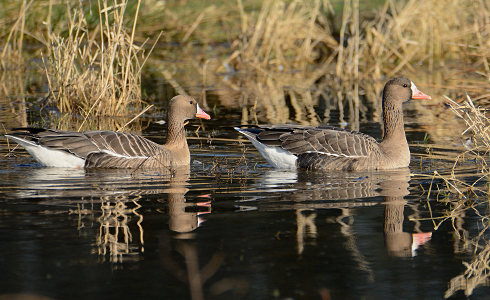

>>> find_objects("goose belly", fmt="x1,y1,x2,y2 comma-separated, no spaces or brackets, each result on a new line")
7,135,85,168
248,138,297,169
27,146,85,168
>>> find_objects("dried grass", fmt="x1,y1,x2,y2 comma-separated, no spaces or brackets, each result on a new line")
2,0,488,126
229,0,337,73
0,0,29,71
446,95,490,151
0,0,31,128
413,95,490,299
218,0,337,124
221,0,489,123
415,95,490,203
413,94,490,296
361,0,489,76
41,0,156,121
0,0,160,131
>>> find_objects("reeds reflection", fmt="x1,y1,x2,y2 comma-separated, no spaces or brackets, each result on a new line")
445,241,490,298
443,210,490,298
96,195,144,263
410,168,490,297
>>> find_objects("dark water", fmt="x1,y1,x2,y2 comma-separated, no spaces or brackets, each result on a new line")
0,104,489,300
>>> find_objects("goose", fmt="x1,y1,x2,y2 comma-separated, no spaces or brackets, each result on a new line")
5,95,211,169
235,77,431,171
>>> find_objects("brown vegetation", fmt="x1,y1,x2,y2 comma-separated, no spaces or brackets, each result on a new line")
217,0,489,123
0,0,488,127
41,0,154,120
0,0,160,131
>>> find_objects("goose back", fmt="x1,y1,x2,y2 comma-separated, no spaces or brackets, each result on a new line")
242,125,384,171
8,129,178,169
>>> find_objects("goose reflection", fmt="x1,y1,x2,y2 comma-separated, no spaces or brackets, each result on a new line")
164,168,210,234
8,166,211,263
244,168,432,258
159,171,246,300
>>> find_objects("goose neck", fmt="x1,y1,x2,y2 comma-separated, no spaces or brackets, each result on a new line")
165,119,187,147
382,101,406,141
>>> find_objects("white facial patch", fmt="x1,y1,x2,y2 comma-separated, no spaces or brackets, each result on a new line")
410,81,418,95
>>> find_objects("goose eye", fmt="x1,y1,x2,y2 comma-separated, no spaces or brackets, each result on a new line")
189,100,194,105
403,83,408,88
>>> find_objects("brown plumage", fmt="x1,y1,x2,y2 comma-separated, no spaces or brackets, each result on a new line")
6,95,210,169
236,78,431,171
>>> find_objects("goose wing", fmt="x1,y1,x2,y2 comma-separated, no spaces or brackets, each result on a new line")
11,128,164,162
82,131,162,158
254,125,379,158
83,131,173,168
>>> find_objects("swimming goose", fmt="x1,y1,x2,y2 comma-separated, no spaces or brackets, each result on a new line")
235,77,431,171
6,95,211,169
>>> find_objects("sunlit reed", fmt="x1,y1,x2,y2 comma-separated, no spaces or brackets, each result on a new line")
42,0,150,119
220,0,489,124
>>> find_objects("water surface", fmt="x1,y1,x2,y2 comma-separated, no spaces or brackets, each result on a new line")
0,102,489,300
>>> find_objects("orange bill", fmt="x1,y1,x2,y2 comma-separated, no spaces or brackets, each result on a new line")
196,104,211,120
411,81,431,100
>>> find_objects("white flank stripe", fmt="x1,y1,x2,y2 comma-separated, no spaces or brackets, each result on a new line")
102,149,149,159
304,151,365,158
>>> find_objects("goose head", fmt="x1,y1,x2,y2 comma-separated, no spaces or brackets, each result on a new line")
167,95,211,122
383,77,431,105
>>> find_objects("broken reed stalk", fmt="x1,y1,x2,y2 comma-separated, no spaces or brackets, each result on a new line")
445,95,490,150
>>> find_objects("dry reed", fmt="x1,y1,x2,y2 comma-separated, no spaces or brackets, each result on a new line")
0,0,161,132
0,0,32,128
220,0,489,124
414,95,490,205
2,0,489,126
412,93,490,296
42,0,154,120
217,0,337,124
446,95,490,151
